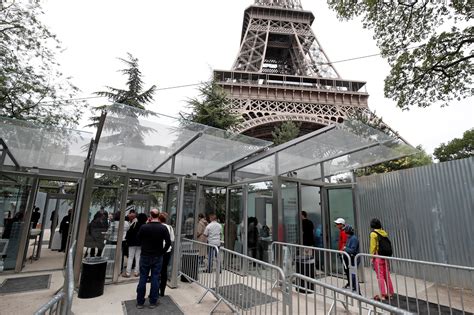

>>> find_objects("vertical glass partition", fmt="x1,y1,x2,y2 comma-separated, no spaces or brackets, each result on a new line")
301,185,322,247
281,181,299,244
227,188,243,253
247,182,273,263
327,188,355,250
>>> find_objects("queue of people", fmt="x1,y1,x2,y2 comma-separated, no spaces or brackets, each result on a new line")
331,216,394,301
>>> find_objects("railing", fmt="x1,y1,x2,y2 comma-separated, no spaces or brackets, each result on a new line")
219,247,289,315
354,253,474,315
271,242,355,294
290,273,414,315
34,241,76,315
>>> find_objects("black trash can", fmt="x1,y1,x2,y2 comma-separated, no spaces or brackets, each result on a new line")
180,250,199,282
78,257,107,298
294,255,315,293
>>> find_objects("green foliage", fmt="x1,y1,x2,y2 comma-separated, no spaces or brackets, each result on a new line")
87,53,156,128
271,121,301,146
328,1,473,109
357,145,432,176
182,81,242,129
0,1,85,128
433,128,474,162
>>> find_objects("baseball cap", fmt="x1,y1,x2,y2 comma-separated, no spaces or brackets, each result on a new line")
334,218,345,225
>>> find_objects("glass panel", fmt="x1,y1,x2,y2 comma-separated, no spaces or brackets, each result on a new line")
181,182,197,239
328,188,355,251
281,181,299,244
0,117,93,172
301,185,323,248
127,178,165,215
0,175,33,272
166,183,178,229
247,182,273,263
197,186,226,242
95,104,271,174
227,188,243,253
82,173,125,282
236,155,275,180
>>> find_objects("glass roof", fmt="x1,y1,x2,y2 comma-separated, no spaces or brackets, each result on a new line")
94,104,272,176
235,120,418,180
0,117,93,172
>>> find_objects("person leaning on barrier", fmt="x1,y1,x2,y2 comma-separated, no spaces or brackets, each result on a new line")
203,212,221,273
369,218,394,301
136,209,171,309
342,225,359,292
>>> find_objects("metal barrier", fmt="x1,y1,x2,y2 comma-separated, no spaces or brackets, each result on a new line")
34,241,76,315
290,273,414,315
219,247,289,315
354,253,474,315
271,242,355,294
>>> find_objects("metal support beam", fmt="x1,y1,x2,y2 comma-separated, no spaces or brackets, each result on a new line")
152,132,203,173
0,138,20,168
113,175,129,283
170,177,185,288
233,124,336,171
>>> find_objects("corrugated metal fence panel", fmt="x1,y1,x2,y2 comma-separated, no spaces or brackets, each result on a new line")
357,157,474,287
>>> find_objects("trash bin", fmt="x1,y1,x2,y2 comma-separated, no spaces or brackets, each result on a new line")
294,255,315,293
78,257,107,298
180,249,199,282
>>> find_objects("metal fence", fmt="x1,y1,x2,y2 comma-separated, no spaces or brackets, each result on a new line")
289,273,414,315
354,253,474,315
34,241,75,315
356,157,474,287
271,241,354,293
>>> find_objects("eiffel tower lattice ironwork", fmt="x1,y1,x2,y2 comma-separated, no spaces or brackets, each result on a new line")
214,0,374,140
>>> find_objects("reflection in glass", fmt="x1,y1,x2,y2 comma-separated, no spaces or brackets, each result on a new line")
281,181,298,244
301,185,322,248
228,188,243,253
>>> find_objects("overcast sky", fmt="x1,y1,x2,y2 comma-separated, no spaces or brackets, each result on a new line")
41,0,473,155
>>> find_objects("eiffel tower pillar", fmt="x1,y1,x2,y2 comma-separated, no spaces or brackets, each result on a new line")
214,0,372,140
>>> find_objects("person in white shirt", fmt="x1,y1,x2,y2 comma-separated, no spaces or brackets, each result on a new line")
203,213,221,272
158,212,174,296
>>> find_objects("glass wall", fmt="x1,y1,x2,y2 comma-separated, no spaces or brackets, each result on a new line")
281,181,299,244
300,185,322,247
247,182,273,263
0,175,33,272
327,188,355,250
227,188,243,253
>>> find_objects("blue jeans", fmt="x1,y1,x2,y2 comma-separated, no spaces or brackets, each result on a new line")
136,255,163,305
207,246,219,273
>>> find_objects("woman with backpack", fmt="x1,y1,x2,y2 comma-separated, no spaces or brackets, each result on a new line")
370,218,394,301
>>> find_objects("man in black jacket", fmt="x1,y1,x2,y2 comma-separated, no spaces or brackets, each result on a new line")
136,209,171,309
59,209,72,252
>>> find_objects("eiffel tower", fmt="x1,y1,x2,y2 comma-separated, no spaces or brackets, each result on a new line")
214,0,373,140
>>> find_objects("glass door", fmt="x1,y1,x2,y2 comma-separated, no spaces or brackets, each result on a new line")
327,187,356,251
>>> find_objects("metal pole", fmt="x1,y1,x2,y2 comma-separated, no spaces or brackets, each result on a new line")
15,176,40,272
112,175,129,283
170,177,185,288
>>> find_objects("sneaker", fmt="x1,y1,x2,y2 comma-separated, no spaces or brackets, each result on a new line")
122,272,131,278
136,304,144,309
134,272,139,277
149,302,159,309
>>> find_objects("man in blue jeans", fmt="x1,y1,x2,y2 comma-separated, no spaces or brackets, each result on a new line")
203,213,221,273
136,209,171,309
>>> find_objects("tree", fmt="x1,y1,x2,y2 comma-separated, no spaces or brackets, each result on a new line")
87,53,157,149
87,53,156,127
328,1,473,110
433,129,474,162
182,81,242,129
0,1,85,128
271,121,301,146
356,145,432,176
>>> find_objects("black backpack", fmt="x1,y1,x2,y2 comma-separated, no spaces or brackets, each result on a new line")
373,231,393,256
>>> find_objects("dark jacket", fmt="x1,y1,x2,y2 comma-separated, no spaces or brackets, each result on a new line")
126,220,145,247
344,234,360,256
59,215,71,234
137,222,171,257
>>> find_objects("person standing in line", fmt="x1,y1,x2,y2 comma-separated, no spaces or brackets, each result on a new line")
342,225,359,292
158,212,174,297
196,213,208,264
124,213,147,277
334,218,347,251
136,209,171,309
370,218,394,301
301,211,315,246
203,212,222,273
59,209,72,252
31,207,41,229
